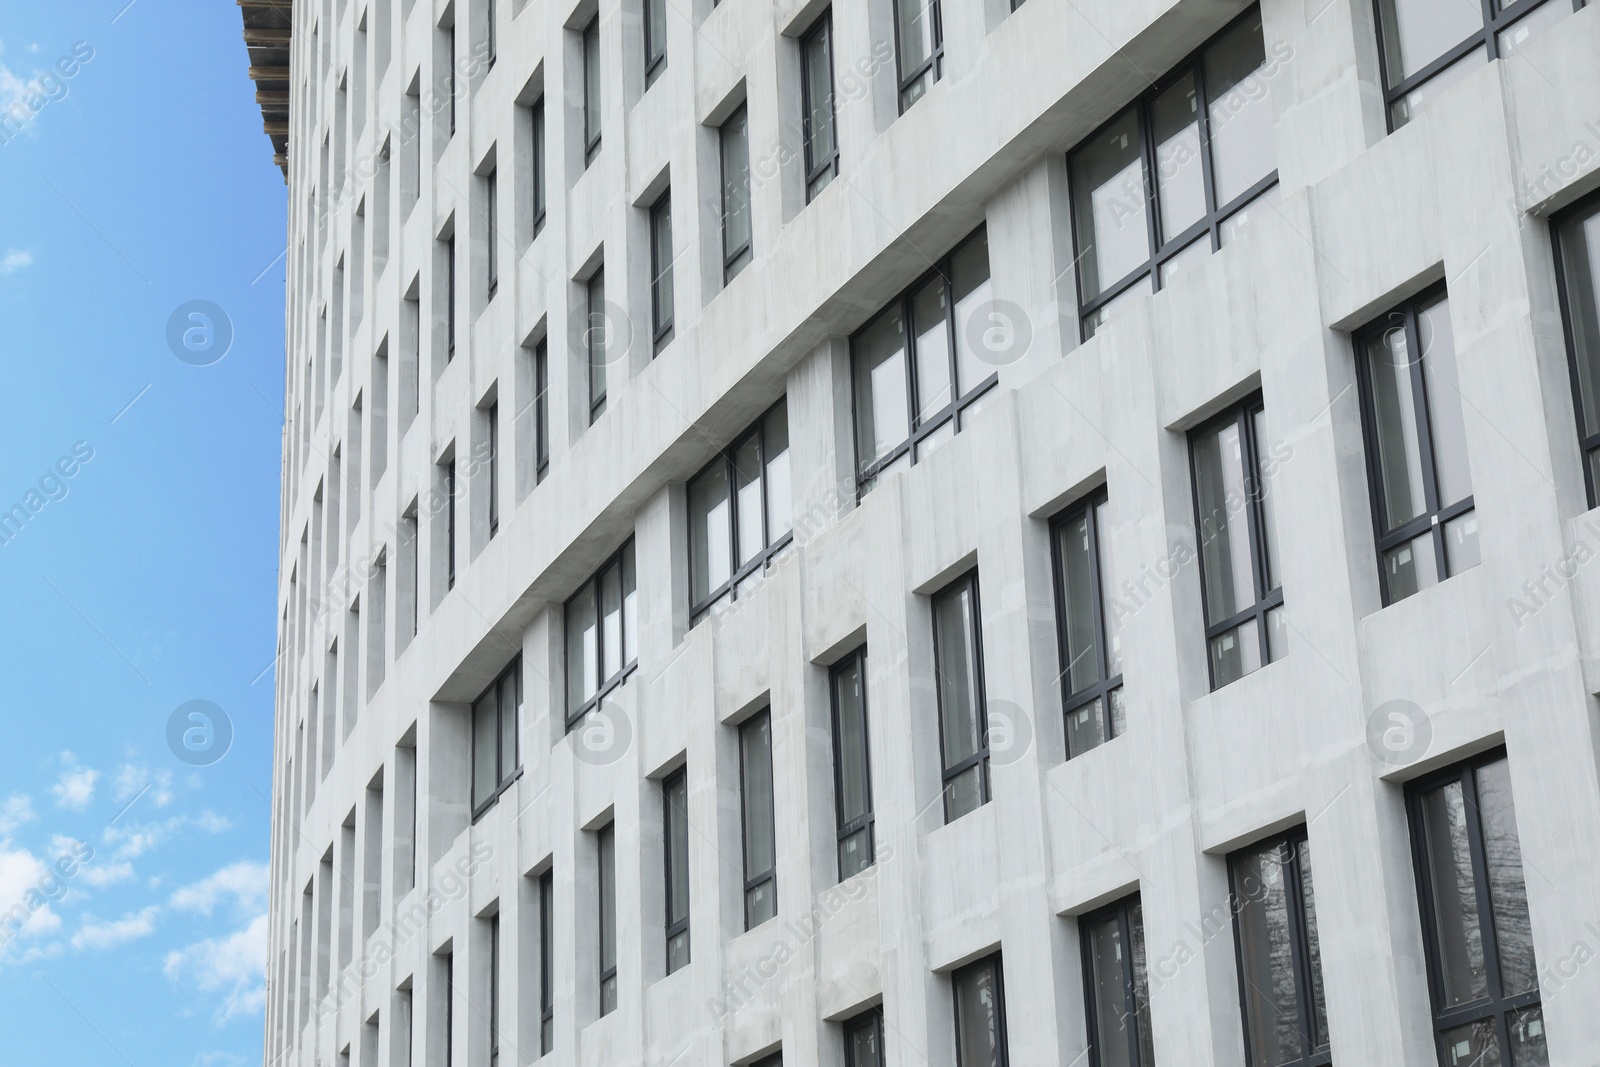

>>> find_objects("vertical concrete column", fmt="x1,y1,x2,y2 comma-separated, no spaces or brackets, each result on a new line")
984,158,1078,392
788,339,856,547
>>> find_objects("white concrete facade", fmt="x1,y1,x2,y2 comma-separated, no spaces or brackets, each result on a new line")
265,0,1600,1065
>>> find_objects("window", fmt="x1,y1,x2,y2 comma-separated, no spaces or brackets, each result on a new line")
650,192,674,351
1069,8,1279,339
952,953,1008,1067
485,169,498,299
752,1055,782,1067
486,401,500,537
932,572,989,823
663,767,690,973
446,235,457,358
445,457,458,589
447,27,457,136
583,17,601,166
563,538,638,728
488,916,500,1067
1051,490,1124,757
534,339,550,481
1189,395,1284,689
844,1006,884,1067
1354,288,1477,605
643,0,666,87
720,106,752,282
830,648,874,880
1375,0,1582,130
739,710,777,930
539,870,554,1053
801,13,838,201
1081,897,1155,1067
585,268,608,422
1230,830,1329,1067
531,98,547,237
894,0,942,112
597,823,617,1016
852,227,996,493
471,657,521,816
1553,192,1600,504
436,950,455,1067
687,401,792,619
484,0,496,69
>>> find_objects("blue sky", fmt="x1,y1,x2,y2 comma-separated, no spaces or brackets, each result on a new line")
0,2,284,1063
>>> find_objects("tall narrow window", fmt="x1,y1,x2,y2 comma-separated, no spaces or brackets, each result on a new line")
447,27,457,136
1408,751,1544,1067
485,169,498,299
1068,8,1279,338
471,657,521,816
720,106,752,282
586,268,607,422
801,13,838,201
1557,192,1600,504
830,648,874,880
597,823,617,1016
487,916,500,1067
845,1006,884,1067
1230,830,1329,1067
852,227,995,493
1051,490,1123,757
446,235,457,359
933,573,989,823
739,710,777,930
403,507,419,638
1081,897,1155,1067
563,538,638,727
894,0,942,112
687,400,793,619
1355,288,1477,605
531,98,547,237
650,192,675,352
534,339,550,480
438,950,455,1067
486,401,500,537
582,17,602,166
445,457,458,590
539,870,554,1054
484,0,496,69
953,953,1008,1067
643,0,666,87
663,767,690,973
1190,395,1284,689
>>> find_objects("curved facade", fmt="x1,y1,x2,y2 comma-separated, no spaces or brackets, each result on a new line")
266,1,1600,1066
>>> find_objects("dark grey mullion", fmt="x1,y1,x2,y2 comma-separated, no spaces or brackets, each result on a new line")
1120,906,1143,1067
724,448,740,595
1280,838,1318,1064
1137,94,1162,291
1460,767,1510,1014
1193,52,1223,252
1400,306,1453,582
1241,401,1276,666
1084,493,1111,701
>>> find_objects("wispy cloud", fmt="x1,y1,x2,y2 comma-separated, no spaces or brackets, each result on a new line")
165,913,268,1023
0,794,34,836
113,763,173,808
71,906,157,951
1,248,32,274
50,752,97,811
102,811,230,860
169,861,267,917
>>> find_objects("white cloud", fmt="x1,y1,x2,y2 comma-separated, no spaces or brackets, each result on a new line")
50,753,97,811
113,763,173,808
0,249,32,275
165,913,268,1023
70,906,158,951
0,844,62,957
102,811,229,861
169,861,268,917
80,862,134,889
0,794,34,836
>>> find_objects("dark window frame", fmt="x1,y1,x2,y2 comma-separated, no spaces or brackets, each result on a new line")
738,709,778,931
650,191,675,352
662,766,690,973
830,647,875,881
445,456,458,589
488,913,500,1067
485,169,499,299
1049,488,1124,757
1080,895,1155,1067
447,234,457,359
720,105,753,282
932,570,991,823
538,870,554,1054
1352,284,1476,606
843,1005,884,1067
586,267,607,424
531,97,547,238
1552,189,1600,507
597,822,617,1016
534,338,550,481
1066,5,1280,341
486,400,500,537
643,0,667,87
470,657,522,820
800,12,839,201
892,0,944,114
562,538,637,731
582,16,602,166
485,0,496,69
952,952,1009,1067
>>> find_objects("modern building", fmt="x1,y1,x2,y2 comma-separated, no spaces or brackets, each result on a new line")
255,0,1600,1064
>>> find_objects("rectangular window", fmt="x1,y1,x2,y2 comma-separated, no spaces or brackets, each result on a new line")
471,657,521,816
643,0,666,87
447,27,457,136
1408,750,1544,1067
831,648,874,881
953,953,1008,1067
1355,288,1477,605
801,13,838,201
650,192,674,351
403,507,420,638
933,573,989,823
739,710,778,930
1555,192,1600,503
485,169,498,299
583,17,602,166
894,0,942,112
1081,897,1155,1067
586,268,607,422
446,235,457,358
687,400,792,618
1051,489,1124,757
663,767,690,973
539,870,554,1053
720,106,752,282
531,98,547,237
563,537,638,727
844,1006,884,1067
486,401,500,537
1190,395,1284,689
487,915,500,1067
534,339,550,480
597,823,617,1016
852,227,996,494
484,0,496,69
1069,8,1279,339
445,457,458,590
1230,830,1329,1067
438,949,455,1067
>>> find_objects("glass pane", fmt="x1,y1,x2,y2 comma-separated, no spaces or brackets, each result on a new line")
1391,46,1487,128
1474,758,1537,996
1087,915,1132,1067
1233,842,1301,1066
1072,108,1148,302
622,541,638,663
566,586,597,713
1419,779,1490,1007
847,1013,883,1067
500,670,518,781
834,657,871,826
911,277,952,421
1385,532,1440,603
950,230,994,396
1205,14,1275,207
733,433,765,567
1107,685,1127,738
722,109,752,270
896,0,938,79
645,0,666,66
746,881,777,928
803,23,836,180
601,559,623,681
854,309,910,472
666,774,690,928
584,22,602,144
1378,0,1485,83
587,272,607,409
1083,275,1153,339
916,418,955,460
1499,1,1572,55
1151,72,1206,241
600,974,617,1015
667,930,690,974
1508,1005,1550,1067
1253,408,1281,592
1058,510,1104,695
652,201,673,333
1094,502,1122,678
1065,697,1108,758
1129,901,1156,1067
1266,606,1287,666
1561,207,1600,437
954,960,1004,1067
839,826,873,881
934,583,983,769
1211,616,1263,688
1365,326,1429,531
944,763,984,822
598,828,616,972
690,462,731,604
764,406,792,542
1193,416,1259,624
1440,1018,1501,1067
1158,238,1211,286
1418,295,1472,507
472,694,497,807
741,715,776,884
1219,185,1280,247
1297,839,1329,1048
1446,512,1480,575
